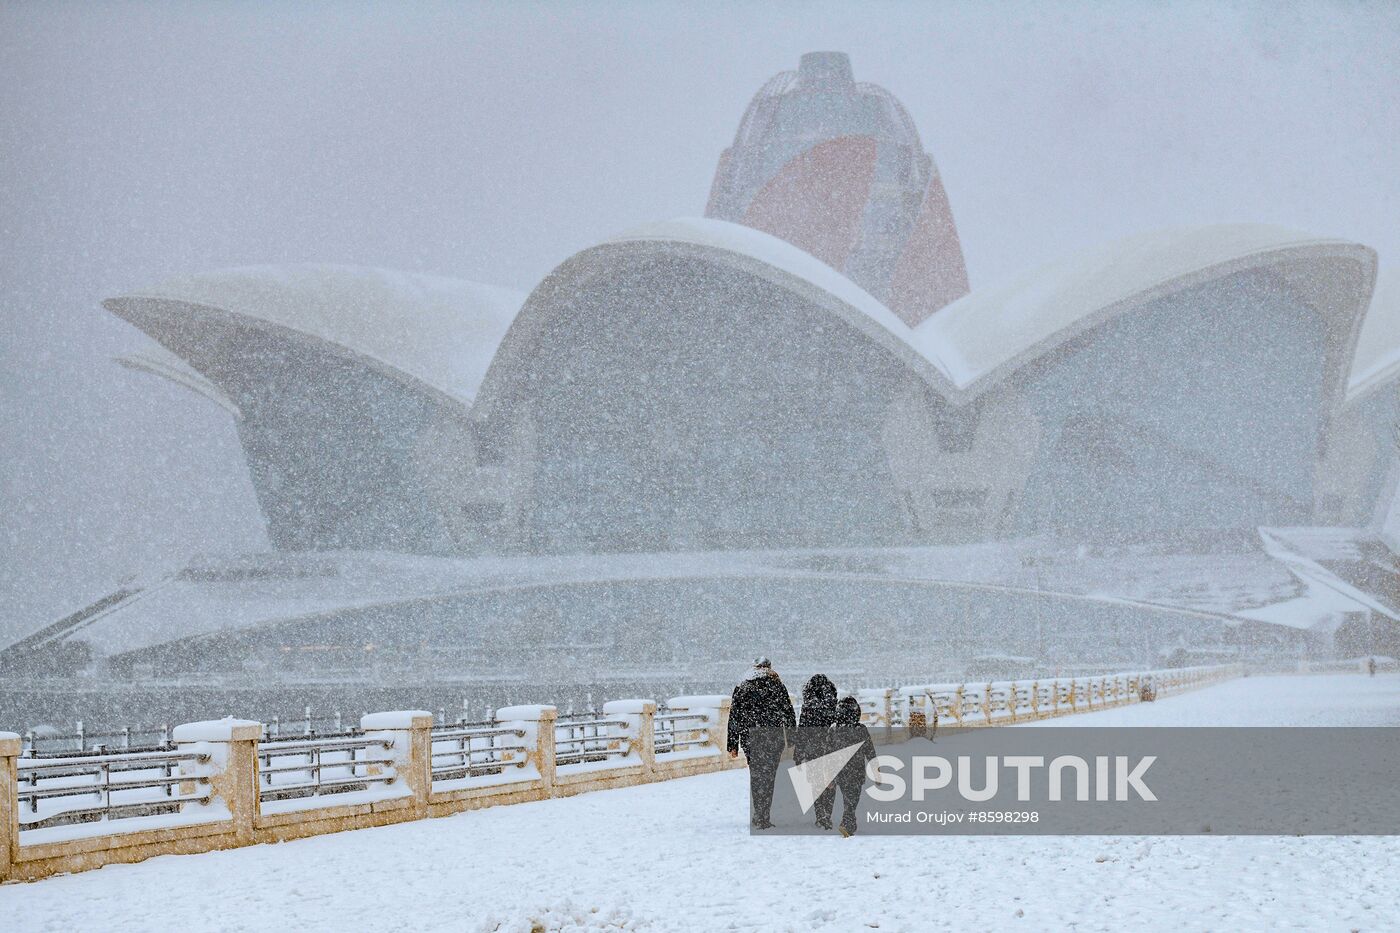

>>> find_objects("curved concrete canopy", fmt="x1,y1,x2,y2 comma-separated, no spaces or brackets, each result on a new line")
1347,266,1400,405
479,217,1376,417
913,223,1376,402
471,216,964,422
105,263,524,406
115,343,243,419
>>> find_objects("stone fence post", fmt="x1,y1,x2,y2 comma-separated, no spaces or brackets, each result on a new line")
172,718,262,845
1,731,18,882
603,699,655,776
496,705,557,795
360,710,434,816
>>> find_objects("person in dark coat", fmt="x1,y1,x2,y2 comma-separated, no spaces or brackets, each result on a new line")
831,696,878,837
794,673,839,829
727,657,797,829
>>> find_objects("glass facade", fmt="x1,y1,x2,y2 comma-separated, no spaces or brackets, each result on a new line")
497,257,917,554
1014,269,1327,536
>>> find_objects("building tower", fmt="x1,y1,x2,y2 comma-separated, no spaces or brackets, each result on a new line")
706,51,970,326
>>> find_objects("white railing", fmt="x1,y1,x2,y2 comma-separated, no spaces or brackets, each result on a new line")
0,663,1243,882
429,722,529,786
16,747,212,830
257,735,397,806
870,664,1242,733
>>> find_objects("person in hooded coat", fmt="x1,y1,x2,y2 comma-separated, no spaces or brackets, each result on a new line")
727,656,796,829
794,673,839,829
831,695,878,837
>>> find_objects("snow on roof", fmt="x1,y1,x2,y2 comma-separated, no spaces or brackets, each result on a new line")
109,224,1373,420
1347,265,1400,405
912,224,1375,398
563,218,1374,406
605,217,962,384
105,264,524,404
471,217,965,419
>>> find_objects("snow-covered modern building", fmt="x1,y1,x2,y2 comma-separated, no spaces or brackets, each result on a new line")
6,51,1397,678
1324,268,1400,528
471,219,1373,552
105,266,523,555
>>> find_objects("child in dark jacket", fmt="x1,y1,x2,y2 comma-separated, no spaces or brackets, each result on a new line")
831,696,878,836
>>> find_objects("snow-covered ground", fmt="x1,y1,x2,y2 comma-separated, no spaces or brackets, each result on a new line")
1030,671,1400,727
6,674,1399,932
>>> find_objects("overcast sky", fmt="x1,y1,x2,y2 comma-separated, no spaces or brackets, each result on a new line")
2,0,1398,641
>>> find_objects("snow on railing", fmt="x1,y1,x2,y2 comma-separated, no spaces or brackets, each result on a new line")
257,734,397,806
21,723,173,757
653,709,711,755
0,663,1244,883
874,664,1240,733
16,747,212,830
261,708,347,741
429,721,529,784
554,713,631,768
22,704,394,757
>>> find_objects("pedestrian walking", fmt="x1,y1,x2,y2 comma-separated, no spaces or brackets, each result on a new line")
795,673,838,829
727,657,797,829
831,696,878,837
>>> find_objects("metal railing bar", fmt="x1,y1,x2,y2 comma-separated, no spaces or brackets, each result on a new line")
431,761,529,780
19,798,210,827
258,761,391,777
258,773,394,796
430,727,526,740
655,738,711,751
19,750,209,769
20,776,209,802
259,738,392,754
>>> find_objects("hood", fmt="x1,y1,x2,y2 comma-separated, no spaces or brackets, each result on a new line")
802,674,837,706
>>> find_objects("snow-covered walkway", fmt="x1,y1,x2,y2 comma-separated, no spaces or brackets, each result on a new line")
6,674,1399,932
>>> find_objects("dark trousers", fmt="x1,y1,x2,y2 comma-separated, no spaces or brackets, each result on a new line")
814,785,836,824
836,779,864,832
745,739,784,825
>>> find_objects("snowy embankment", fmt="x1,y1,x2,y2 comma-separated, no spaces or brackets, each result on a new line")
6,674,1398,932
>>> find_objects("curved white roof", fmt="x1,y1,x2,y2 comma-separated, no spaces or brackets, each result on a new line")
105,264,524,404
1347,265,1400,405
113,225,1374,427
913,224,1375,399
472,217,962,419
482,217,1375,415
608,217,961,384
